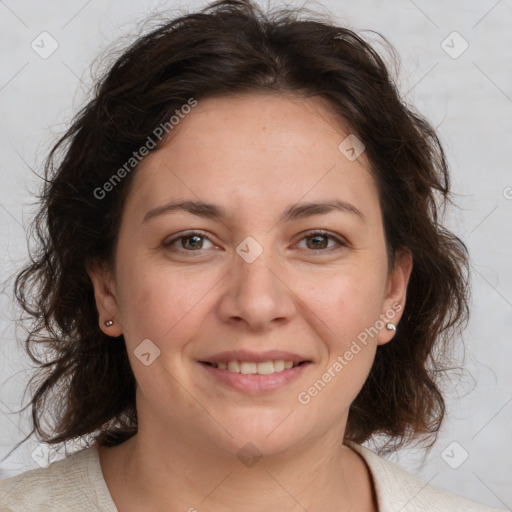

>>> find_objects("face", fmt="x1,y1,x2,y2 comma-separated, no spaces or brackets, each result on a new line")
88,92,412,459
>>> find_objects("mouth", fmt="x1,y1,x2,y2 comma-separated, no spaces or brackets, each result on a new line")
197,351,313,394
200,360,310,375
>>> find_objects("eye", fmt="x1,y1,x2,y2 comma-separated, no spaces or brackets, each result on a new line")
163,231,216,253
295,230,346,252
163,229,347,255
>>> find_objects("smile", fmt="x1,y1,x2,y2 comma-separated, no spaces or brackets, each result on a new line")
199,360,312,394
204,360,304,375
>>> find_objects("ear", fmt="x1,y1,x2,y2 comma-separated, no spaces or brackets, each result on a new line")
86,260,123,337
377,248,413,346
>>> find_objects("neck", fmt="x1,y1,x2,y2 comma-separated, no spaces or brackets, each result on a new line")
100,426,376,512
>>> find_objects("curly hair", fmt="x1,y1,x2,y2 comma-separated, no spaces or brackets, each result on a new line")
4,0,469,460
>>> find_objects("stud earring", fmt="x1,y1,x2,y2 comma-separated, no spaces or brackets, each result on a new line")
386,323,396,332
104,320,114,327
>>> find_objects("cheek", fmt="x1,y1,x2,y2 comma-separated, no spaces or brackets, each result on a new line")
299,276,381,414
306,264,387,343
116,258,219,347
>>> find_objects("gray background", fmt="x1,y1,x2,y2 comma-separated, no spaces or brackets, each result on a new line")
0,0,511,509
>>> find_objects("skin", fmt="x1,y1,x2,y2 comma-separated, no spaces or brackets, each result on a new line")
88,92,413,512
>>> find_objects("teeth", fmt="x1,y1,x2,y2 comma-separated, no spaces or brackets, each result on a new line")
211,360,301,375
273,360,285,372
256,361,274,375
240,362,257,374
227,361,240,372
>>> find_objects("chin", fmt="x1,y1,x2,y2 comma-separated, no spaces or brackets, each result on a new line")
208,411,308,458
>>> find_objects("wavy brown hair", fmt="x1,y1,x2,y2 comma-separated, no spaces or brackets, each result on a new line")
4,0,469,460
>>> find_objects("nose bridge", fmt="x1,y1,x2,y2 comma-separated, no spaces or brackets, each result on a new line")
234,237,280,299
220,235,294,327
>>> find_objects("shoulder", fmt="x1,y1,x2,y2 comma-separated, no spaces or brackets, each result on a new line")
347,441,505,512
0,445,117,512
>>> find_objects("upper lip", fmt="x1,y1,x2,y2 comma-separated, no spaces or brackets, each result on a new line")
199,350,311,364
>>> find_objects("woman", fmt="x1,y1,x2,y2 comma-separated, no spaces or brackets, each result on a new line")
0,0,504,510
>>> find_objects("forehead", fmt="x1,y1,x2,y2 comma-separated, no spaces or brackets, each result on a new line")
124,92,380,224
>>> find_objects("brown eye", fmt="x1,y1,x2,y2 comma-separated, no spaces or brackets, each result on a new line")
296,230,345,252
306,234,329,250
163,232,215,252
180,234,205,250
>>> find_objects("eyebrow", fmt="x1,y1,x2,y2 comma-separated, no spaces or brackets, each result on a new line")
142,199,365,224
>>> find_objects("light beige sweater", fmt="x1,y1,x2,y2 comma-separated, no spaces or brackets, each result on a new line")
0,441,505,511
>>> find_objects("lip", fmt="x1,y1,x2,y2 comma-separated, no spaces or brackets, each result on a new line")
199,350,310,365
199,361,312,394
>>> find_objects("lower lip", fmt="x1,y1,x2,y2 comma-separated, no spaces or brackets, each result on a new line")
199,362,312,394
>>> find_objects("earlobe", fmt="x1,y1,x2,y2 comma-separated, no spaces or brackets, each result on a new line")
86,261,123,337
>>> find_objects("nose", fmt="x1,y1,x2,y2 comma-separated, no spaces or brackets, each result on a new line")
217,246,296,331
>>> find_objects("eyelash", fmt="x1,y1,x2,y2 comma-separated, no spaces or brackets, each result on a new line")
163,230,347,255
